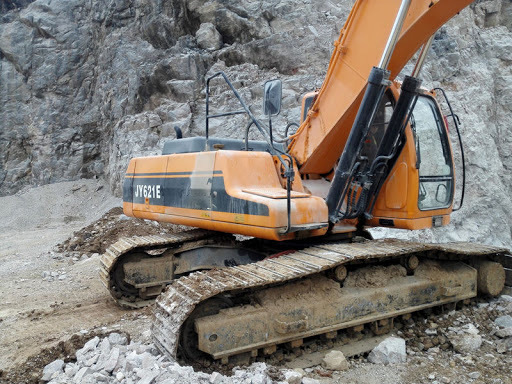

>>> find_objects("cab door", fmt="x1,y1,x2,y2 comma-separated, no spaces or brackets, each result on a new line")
369,93,455,230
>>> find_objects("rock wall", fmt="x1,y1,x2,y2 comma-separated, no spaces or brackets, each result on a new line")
1,0,511,247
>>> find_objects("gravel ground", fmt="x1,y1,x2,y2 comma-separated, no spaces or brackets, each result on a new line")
0,180,511,384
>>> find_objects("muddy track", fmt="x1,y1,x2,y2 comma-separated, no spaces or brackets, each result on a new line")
152,238,509,364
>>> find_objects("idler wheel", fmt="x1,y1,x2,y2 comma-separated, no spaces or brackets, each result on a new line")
476,261,505,296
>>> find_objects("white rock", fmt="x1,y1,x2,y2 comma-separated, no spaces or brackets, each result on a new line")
494,315,512,328
196,22,223,51
251,373,270,384
283,370,302,384
92,372,108,382
322,350,349,371
482,353,497,364
99,337,111,354
368,337,407,365
141,352,157,369
82,336,100,352
108,332,128,346
104,347,120,373
449,334,482,354
137,370,158,384
462,323,479,335
64,363,78,378
428,347,440,355
84,353,99,367
74,367,93,383
210,371,224,384
42,359,64,381
126,350,142,371
302,379,321,384
93,338,112,370
469,372,481,379
496,327,512,338
496,341,507,354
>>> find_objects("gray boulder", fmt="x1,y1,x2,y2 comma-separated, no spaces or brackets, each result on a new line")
322,350,349,371
449,334,482,354
41,359,64,382
196,22,223,51
494,315,512,328
368,337,407,365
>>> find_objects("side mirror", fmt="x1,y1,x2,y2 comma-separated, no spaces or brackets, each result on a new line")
263,79,282,116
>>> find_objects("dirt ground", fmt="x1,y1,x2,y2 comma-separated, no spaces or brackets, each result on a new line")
0,181,155,382
0,180,511,384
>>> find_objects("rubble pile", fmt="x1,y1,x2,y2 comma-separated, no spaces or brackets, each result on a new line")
40,333,285,384
40,294,512,384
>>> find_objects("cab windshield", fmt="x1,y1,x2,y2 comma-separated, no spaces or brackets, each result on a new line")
411,95,454,210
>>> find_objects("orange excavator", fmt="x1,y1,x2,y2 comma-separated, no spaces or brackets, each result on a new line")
100,0,511,365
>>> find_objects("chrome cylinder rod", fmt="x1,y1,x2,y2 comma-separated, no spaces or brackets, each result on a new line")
412,34,435,77
378,0,413,69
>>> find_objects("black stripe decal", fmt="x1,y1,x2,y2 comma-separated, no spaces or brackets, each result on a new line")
123,176,269,216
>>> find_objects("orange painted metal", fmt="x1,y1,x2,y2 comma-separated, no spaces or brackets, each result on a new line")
288,0,473,175
368,86,454,228
125,151,328,241
124,0,468,239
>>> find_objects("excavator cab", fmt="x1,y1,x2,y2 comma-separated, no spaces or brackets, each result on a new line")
298,81,460,232
367,87,459,230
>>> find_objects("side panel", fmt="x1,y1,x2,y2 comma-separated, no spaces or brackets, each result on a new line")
123,151,328,240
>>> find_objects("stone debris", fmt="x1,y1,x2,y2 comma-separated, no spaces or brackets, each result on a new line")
42,269,69,282
301,379,321,384
28,273,512,384
42,337,288,384
494,315,512,328
322,350,349,371
196,22,223,51
282,370,302,384
449,333,482,354
469,371,481,380
42,359,64,382
368,337,407,365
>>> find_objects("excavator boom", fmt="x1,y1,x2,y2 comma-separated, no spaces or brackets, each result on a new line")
288,0,474,175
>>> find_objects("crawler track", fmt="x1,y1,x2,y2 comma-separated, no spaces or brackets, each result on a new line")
151,239,510,364
99,230,213,308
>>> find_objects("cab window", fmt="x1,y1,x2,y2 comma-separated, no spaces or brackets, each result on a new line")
411,95,453,210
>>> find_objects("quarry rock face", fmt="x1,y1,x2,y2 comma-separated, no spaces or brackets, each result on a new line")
1,0,512,247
